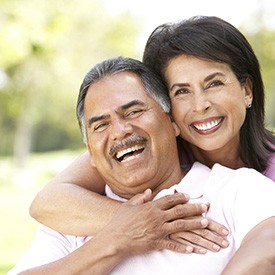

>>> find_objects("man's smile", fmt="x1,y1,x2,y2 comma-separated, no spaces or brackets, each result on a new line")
115,144,145,162
109,135,147,162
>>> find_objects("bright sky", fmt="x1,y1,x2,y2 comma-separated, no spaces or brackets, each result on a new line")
102,0,274,54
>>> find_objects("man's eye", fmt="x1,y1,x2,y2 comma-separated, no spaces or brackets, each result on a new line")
126,109,143,117
94,122,108,131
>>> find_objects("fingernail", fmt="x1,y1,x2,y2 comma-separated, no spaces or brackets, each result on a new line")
213,244,220,251
199,248,207,254
222,240,229,247
201,204,208,211
186,246,193,253
222,229,229,235
201,218,208,226
184,193,190,199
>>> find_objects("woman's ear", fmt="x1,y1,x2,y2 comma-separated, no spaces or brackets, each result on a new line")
244,77,253,105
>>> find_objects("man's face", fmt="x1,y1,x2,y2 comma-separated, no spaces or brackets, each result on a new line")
84,71,180,199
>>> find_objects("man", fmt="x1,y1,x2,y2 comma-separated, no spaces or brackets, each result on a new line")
9,57,275,274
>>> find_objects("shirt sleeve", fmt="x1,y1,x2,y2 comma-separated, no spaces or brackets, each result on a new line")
229,168,275,246
8,225,75,275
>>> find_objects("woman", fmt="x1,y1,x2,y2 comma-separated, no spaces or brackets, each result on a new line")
142,16,275,176
30,16,275,251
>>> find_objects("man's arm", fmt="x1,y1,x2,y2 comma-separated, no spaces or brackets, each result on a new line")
18,234,125,275
13,191,210,275
222,217,275,274
16,226,131,275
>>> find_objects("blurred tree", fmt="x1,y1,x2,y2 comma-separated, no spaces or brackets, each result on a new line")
0,0,141,165
248,29,275,129
241,3,275,129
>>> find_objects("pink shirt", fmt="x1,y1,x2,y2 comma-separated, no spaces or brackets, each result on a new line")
9,162,275,275
179,141,275,181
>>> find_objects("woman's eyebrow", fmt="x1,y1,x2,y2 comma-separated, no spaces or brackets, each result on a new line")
169,72,226,90
204,72,225,82
169,82,189,91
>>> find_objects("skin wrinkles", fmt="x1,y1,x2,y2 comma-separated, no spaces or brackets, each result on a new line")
88,100,147,131
84,72,183,199
109,135,147,157
169,72,230,92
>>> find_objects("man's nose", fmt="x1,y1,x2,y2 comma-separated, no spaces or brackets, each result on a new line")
110,117,133,141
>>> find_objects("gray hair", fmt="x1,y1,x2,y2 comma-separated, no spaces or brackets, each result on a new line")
76,56,171,143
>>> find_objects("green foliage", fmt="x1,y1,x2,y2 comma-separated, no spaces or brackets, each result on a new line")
253,31,275,127
0,150,83,274
240,23,275,128
0,0,141,157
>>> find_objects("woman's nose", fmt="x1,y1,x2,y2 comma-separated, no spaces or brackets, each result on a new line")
192,93,211,113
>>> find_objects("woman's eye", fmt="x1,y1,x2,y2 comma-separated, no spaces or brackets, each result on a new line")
208,80,224,88
174,88,189,96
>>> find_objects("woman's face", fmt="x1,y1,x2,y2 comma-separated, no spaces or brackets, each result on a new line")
165,55,253,152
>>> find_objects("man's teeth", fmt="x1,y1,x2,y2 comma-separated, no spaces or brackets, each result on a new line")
116,145,144,160
193,119,221,131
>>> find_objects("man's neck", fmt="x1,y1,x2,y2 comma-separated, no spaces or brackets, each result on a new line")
106,165,186,201
151,166,186,198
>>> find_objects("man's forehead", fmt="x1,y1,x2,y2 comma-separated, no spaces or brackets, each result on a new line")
86,73,151,104
84,74,157,120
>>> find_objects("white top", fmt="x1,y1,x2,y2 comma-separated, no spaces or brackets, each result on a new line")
9,163,275,275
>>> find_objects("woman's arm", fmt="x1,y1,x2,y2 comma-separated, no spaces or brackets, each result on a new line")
222,217,275,274
30,151,229,251
29,151,119,235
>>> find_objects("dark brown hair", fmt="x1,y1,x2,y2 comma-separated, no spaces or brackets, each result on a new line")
143,15,275,172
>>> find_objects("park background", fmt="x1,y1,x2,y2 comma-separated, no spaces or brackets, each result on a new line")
0,0,274,273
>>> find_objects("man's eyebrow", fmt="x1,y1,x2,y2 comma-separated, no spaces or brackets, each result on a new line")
87,100,146,128
88,114,109,128
119,100,146,111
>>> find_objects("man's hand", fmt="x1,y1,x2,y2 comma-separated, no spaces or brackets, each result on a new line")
98,189,228,255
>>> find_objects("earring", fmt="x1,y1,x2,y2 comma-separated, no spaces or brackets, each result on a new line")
247,103,252,108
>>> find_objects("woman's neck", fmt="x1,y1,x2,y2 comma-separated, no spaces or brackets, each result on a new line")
189,143,247,169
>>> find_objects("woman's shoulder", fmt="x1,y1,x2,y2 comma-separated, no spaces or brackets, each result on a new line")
263,152,275,181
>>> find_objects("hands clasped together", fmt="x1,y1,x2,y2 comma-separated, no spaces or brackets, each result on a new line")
99,189,229,257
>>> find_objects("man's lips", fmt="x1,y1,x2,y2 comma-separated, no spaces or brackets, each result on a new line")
116,144,145,160
191,117,223,133
109,135,147,162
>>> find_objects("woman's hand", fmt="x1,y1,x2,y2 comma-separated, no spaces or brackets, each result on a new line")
169,219,229,254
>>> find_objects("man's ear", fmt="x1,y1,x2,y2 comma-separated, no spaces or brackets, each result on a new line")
244,77,253,105
172,121,180,137
87,144,96,167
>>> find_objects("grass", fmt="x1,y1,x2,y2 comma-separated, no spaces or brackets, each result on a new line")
0,149,84,275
